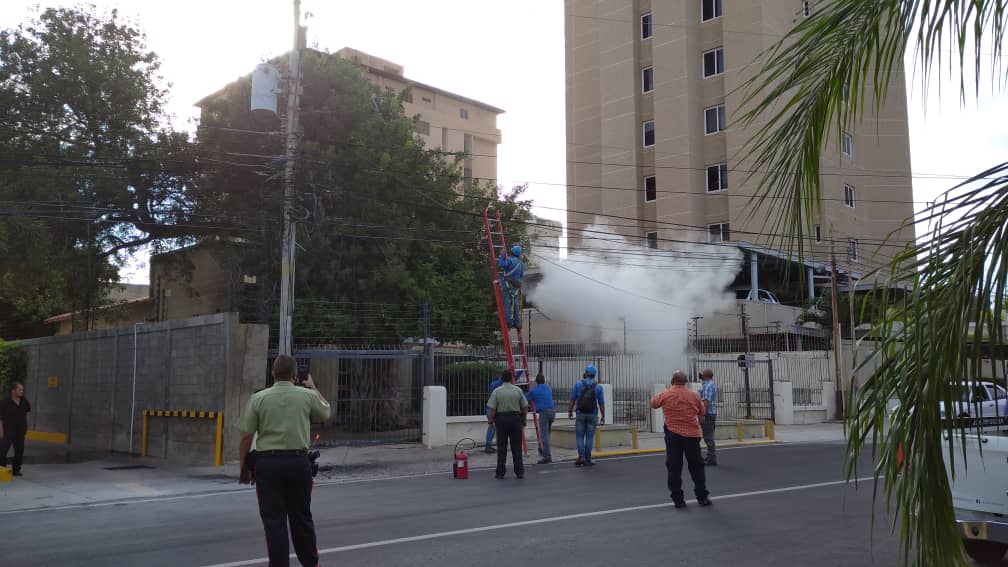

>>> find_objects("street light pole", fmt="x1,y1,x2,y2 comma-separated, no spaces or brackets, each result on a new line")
277,0,304,356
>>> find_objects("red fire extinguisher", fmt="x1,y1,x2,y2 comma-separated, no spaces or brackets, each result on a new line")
453,438,475,480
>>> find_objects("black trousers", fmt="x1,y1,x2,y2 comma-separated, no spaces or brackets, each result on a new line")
494,413,524,477
664,429,708,501
0,433,25,473
254,453,318,567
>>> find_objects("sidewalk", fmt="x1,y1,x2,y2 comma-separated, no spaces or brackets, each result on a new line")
1,422,846,513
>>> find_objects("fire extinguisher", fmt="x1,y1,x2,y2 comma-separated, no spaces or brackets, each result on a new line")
453,438,475,480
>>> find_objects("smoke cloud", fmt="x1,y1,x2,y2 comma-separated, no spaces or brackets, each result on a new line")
527,224,741,377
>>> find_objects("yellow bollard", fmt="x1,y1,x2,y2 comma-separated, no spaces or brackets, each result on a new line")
0,467,12,482
764,420,775,440
631,425,639,450
215,412,224,467
736,422,744,442
141,410,149,457
594,424,602,451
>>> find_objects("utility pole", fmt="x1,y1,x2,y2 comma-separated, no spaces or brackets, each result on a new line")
277,0,304,356
830,238,844,420
689,316,703,378
740,304,753,419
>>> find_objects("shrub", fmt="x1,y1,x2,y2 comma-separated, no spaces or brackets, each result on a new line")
0,340,27,396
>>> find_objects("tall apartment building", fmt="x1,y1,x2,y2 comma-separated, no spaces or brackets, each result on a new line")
565,0,915,276
337,48,504,190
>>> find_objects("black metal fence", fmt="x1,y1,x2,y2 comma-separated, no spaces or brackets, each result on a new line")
696,357,775,420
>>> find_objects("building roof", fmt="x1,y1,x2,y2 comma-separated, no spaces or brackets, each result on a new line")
195,48,505,115
43,296,153,325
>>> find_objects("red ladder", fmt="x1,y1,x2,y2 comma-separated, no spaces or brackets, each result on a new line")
482,209,541,453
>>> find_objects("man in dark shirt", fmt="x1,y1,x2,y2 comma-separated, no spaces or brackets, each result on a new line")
0,381,31,477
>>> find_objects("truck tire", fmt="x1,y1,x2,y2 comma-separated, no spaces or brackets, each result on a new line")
963,540,1008,564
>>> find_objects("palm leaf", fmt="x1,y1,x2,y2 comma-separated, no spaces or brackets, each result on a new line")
738,1,1007,565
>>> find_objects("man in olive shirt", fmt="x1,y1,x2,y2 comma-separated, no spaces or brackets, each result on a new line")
487,370,529,479
239,355,331,567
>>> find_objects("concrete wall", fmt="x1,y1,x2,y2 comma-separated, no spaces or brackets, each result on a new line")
19,313,268,464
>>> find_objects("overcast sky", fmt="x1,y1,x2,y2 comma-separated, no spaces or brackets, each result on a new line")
3,1,1005,283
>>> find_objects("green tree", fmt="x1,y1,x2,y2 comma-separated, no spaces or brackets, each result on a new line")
0,6,200,336
741,2,1007,564
196,50,529,345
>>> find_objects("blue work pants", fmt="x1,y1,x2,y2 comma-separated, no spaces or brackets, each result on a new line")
575,413,598,461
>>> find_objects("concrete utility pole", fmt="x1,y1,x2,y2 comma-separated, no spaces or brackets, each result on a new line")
278,0,304,355
740,304,753,419
830,238,844,420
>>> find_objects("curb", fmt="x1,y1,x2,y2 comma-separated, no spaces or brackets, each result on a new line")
593,439,781,458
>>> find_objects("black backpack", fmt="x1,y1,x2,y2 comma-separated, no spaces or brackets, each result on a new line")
577,380,597,413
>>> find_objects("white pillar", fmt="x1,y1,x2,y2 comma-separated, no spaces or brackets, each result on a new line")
749,252,759,301
774,381,795,425
422,386,447,448
822,381,836,422
651,384,666,433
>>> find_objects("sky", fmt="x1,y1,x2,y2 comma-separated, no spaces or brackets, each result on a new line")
2,1,1006,284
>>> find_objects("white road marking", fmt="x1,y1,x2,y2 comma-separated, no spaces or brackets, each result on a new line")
0,442,786,516
200,475,878,567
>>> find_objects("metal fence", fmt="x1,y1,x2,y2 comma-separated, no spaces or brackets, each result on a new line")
775,352,832,406
696,357,775,420
269,344,424,445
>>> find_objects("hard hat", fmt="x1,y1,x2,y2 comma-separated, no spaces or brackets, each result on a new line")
584,365,597,378
511,245,523,257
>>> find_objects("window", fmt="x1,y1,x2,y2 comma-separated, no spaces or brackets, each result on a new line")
459,108,469,120
847,238,859,262
814,224,822,243
803,1,810,17
642,66,654,93
643,120,655,147
644,176,657,202
703,47,724,78
421,96,432,104
646,231,658,249
702,0,723,21
641,12,653,39
842,131,853,156
706,163,727,192
402,90,413,103
415,120,430,136
704,104,726,134
844,184,855,208
708,223,730,243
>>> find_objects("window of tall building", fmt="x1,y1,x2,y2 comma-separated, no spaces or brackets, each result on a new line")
703,47,724,78
844,184,856,208
704,104,726,134
643,120,655,147
706,163,728,192
815,224,822,243
702,0,723,21
641,12,653,39
848,238,859,262
803,1,810,17
646,231,659,249
842,131,853,156
708,223,730,243
644,176,657,202
642,66,654,93
459,108,469,120
415,120,430,136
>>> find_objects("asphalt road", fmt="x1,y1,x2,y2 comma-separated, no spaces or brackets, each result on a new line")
8,442,904,566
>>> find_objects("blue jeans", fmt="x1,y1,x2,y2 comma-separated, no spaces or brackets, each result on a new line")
575,413,598,461
538,409,556,460
485,407,496,448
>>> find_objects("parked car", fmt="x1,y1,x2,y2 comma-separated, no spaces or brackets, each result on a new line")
944,418,1008,564
938,381,1008,420
733,288,781,304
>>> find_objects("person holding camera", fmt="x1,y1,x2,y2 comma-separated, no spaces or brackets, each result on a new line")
239,355,331,567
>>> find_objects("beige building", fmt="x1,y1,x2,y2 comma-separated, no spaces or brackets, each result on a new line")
564,0,915,277
336,48,504,190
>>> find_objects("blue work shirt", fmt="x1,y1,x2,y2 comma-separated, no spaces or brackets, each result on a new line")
497,255,525,282
486,377,503,408
526,383,555,411
569,379,605,415
700,379,718,416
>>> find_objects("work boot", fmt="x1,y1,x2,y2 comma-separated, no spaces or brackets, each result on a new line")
672,497,687,509
13,470,22,477
575,456,584,467
537,457,550,464
583,459,595,467
697,496,713,507
704,457,718,466
484,446,496,454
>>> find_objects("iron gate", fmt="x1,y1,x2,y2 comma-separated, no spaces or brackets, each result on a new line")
696,357,775,421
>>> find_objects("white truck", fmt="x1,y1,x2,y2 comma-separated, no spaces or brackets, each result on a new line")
944,419,1008,564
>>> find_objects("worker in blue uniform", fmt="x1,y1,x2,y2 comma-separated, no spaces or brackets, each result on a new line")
498,245,526,329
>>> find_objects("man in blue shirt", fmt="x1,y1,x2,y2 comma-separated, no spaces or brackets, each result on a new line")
497,245,526,329
567,365,606,467
699,368,718,466
526,372,555,464
485,374,504,453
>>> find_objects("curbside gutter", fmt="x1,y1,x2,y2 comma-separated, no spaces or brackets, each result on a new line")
593,438,781,459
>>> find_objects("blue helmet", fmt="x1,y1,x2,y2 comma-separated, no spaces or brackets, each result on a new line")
584,365,597,378
511,245,523,257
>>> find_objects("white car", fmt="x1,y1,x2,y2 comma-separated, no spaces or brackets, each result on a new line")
939,381,1008,421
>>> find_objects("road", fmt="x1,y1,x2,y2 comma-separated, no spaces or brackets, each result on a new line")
8,442,903,566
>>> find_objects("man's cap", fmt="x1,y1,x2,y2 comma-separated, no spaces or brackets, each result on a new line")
511,245,522,257
584,365,597,378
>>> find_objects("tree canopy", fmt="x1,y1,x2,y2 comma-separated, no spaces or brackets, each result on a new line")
740,1,1007,564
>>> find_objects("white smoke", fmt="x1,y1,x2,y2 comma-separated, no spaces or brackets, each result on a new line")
527,224,741,376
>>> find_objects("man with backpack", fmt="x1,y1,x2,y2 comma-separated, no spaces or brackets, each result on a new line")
567,365,605,467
